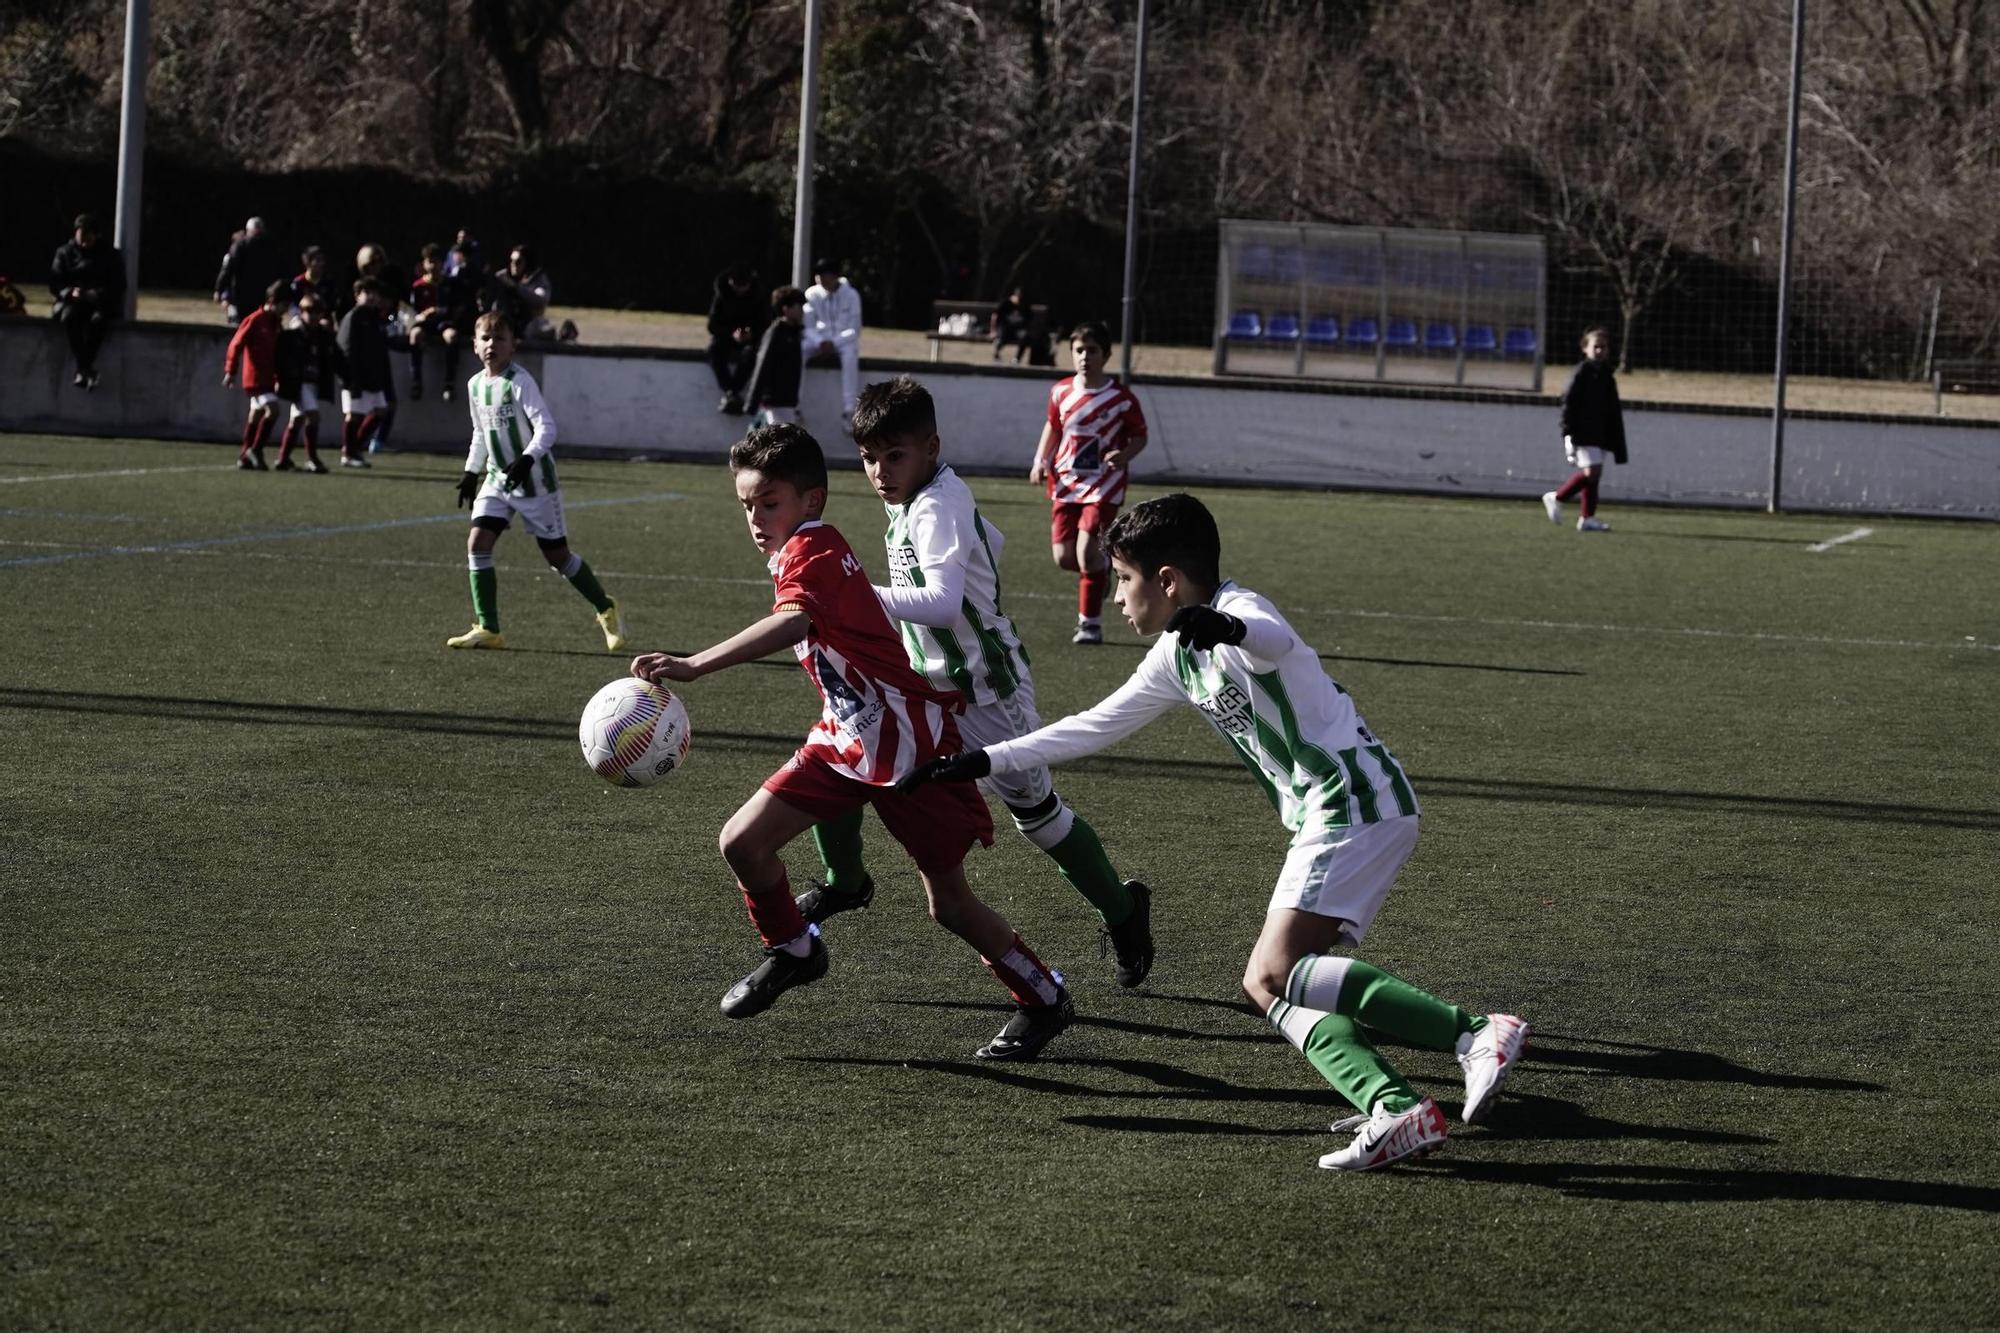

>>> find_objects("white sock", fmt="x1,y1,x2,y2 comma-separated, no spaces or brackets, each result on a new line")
1284,954,1354,1011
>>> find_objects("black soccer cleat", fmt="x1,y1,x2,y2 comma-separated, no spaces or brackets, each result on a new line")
719,934,829,1019
975,985,1075,1061
795,874,876,926
1101,880,1155,989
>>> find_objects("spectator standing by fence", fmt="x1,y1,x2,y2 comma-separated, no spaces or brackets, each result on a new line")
49,213,124,390
707,263,766,414
1541,326,1627,533
214,217,282,324
805,257,863,431
746,286,807,427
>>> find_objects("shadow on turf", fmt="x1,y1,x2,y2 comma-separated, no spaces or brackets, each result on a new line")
1400,1158,2000,1212
1526,1032,1887,1092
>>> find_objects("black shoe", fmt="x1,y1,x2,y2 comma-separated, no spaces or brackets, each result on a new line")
1101,880,1154,988
73,371,88,388
719,934,829,1019
236,456,259,470
441,385,454,403
795,874,875,926
86,370,100,390
272,458,296,472
976,985,1074,1061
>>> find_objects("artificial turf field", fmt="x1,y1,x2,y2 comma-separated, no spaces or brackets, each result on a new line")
3,431,1996,1331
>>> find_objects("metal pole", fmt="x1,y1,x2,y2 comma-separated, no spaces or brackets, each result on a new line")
1118,0,1151,381
1767,0,1805,513
791,0,824,288
113,0,149,320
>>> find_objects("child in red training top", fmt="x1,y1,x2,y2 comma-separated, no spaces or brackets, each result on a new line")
631,422,1075,1060
1028,320,1149,644
222,280,289,470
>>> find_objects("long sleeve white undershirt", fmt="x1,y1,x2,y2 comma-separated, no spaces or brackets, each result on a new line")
873,556,965,629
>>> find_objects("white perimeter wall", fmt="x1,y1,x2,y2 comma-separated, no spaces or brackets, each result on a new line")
2,319,1994,519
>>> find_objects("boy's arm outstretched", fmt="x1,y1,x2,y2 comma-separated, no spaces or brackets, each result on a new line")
632,609,811,684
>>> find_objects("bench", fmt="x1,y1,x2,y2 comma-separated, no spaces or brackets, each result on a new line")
926,299,1049,363
1934,358,2000,412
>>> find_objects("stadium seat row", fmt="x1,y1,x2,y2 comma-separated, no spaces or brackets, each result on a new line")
1224,311,1538,357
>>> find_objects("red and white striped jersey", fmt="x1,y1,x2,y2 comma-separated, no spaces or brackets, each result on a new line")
770,521,964,785
1045,374,1148,506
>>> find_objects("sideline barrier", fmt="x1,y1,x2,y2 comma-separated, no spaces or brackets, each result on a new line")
1,319,1994,519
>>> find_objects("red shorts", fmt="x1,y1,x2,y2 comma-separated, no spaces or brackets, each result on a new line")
1050,500,1121,547
762,750,994,875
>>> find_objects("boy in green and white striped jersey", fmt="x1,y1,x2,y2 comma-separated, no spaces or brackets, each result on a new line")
900,492,1528,1172
797,377,1156,987
445,312,625,652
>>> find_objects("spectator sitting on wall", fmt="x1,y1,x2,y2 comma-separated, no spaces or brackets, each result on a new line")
49,212,126,390
406,242,448,399
214,216,283,324
744,285,807,427
706,262,766,414
488,243,566,344
804,256,863,431
435,243,483,402
288,245,334,316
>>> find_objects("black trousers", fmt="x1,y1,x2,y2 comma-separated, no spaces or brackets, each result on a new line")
708,338,755,395
57,301,112,373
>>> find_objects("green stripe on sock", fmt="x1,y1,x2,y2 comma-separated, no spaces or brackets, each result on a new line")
1332,959,1472,1052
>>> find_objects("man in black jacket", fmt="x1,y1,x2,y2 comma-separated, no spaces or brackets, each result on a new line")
214,217,283,324
706,263,766,414
49,214,126,390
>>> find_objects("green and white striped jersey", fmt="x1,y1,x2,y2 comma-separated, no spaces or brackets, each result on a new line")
983,580,1417,839
464,363,558,498
874,465,1031,707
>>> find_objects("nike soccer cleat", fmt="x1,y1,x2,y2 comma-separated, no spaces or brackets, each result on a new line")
1319,1097,1447,1172
976,985,1074,1061
795,874,876,926
1456,1013,1530,1124
719,934,829,1019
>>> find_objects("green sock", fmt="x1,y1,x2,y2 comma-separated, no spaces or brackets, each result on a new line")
1272,1000,1416,1112
1043,815,1132,923
811,810,869,890
1331,959,1479,1051
565,558,614,613
470,566,498,630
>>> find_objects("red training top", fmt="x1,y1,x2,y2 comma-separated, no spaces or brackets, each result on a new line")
225,308,283,393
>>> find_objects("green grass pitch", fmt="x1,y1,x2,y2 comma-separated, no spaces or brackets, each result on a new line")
3,431,1997,1330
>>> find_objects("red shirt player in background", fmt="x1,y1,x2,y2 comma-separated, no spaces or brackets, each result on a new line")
631,422,1077,1061
1029,319,1149,645
222,279,289,471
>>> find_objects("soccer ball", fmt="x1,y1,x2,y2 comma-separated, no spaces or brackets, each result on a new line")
579,678,692,788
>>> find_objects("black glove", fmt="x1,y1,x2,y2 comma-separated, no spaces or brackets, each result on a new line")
455,471,480,507
503,454,537,490
895,750,993,792
1165,605,1246,651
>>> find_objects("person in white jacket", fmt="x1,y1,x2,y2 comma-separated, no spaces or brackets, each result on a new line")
804,257,864,429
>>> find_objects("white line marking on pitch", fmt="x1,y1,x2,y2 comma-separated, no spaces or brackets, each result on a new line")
0,465,219,486
1807,526,1874,553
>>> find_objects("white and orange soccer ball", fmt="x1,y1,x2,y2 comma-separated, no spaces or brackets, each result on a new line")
579,678,692,788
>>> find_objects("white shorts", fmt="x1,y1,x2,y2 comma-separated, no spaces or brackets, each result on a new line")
289,385,321,418
1569,444,1609,468
247,392,280,410
955,678,1054,812
1270,816,1420,945
471,479,567,543
342,389,387,417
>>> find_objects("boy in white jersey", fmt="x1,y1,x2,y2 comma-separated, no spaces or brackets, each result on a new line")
902,493,1529,1171
444,312,626,652
796,377,1157,986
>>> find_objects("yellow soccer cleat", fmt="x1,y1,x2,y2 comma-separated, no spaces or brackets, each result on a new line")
596,603,626,652
446,624,506,650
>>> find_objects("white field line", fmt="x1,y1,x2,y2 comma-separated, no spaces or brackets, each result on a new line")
0,465,219,486
1807,526,1875,553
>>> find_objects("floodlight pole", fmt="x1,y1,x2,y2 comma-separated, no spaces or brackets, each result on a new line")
1118,0,1152,381
113,0,149,319
1767,0,1805,513
791,0,824,288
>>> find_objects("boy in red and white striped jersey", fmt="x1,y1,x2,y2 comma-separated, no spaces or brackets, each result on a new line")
630,423,1075,1060
1029,320,1149,645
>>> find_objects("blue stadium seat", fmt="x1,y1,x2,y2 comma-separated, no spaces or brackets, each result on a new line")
1226,310,1263,341
1503,326,1538,358
1384,319,1419,349
1304,315,1341,348
1463,324,1498,354
1344,317,1380,347
1423,321,1457,352
1265,312,1301,343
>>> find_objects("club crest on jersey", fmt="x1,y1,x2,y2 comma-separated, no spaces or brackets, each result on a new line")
1192,678,1254,736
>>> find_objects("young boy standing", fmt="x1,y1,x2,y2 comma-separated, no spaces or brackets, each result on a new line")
335,278,393,469
222,280,289,471
445,312,625,654
1029,321,1148,644
1542,325,1628,532
272,294,339,473
745,286,807,427
799,376,1155,987
901,493,1529,1170
631,423,1075,1060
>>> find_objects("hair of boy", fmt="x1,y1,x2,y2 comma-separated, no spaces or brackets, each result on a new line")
1069,320,1112,351
1103,493,1222,588
511,243,537,268
813,256,838,276
302,244,323,264
74,213,100,235
422,242,444,261
474,310,514,338
359,277,392,302
730,422,828,493
1581,324,1610,348
771,284,806,311
851,376,936,447
264,279,290,304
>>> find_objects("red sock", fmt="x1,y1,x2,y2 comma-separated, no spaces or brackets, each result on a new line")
276,419,300,463
238,415,259,460
1078,565,1108,620
1554,469,1591,503
982,932,1062,1007
740,876,808,949
341,415,362,457
1581,471,1602,518
302,418,322,462
358,410,383,449
249,413,275,455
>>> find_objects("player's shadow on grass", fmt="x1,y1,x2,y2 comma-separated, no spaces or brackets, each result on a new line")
1523,1032,1887,1093
879,996,1277,1044
1401,1158,2000,1213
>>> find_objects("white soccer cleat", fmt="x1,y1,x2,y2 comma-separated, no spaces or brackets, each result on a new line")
1541,491,1562,523
1318,1097,1446,1172
1456,1013,1530,1123
596,602,626,652
1578,516,1610,532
